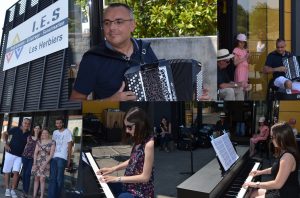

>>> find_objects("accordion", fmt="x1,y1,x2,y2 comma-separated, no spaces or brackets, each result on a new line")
283,56,300,81
124,59,202,101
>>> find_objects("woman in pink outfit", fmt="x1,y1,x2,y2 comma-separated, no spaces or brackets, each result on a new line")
250,117,270,157
233,33,250,91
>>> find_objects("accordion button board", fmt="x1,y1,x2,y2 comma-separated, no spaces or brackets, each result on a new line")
124,59,203,101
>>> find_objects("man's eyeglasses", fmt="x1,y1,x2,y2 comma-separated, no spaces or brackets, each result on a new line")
103,19,133,27
125,124,135,130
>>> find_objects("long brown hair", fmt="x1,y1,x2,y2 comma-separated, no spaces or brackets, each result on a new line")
272,122,299,160
124,107,152,145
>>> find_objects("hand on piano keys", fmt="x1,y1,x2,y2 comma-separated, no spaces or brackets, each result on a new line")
236,162,260,198
100,175,119,183
242,168,262,189
249,169,262,177
242,181,256,189
97,167,116,176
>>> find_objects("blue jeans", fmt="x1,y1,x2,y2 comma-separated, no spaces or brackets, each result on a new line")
48,157,67,198
236,122,245,137
109,183,136,198
22,157,33,194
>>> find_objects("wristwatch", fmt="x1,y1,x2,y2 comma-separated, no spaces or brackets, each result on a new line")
255,181,260,188
117,176,122,182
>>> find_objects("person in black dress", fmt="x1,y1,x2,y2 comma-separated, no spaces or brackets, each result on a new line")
243,122,299,198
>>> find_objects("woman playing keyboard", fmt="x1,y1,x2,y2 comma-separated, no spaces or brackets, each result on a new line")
98,107,154,198
243,122,299,198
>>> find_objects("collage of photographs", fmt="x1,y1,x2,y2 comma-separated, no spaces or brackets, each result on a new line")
0,0,300,198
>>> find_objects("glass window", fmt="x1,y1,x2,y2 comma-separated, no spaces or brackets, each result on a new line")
11,116,20,127
68,115,83,140
284,0,291,51
69,0,92,97
237,0,279,100
1,113,9,133
47,112,63,135
33,113,47,128
69,0,91,66
66,114,82,190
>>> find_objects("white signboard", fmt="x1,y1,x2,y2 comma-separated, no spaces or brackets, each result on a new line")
3,0,68,71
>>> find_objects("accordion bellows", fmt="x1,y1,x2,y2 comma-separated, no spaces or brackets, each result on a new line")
283,56,300,81
124,59,202,101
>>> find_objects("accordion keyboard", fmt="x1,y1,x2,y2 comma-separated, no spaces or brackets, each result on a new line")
126,72,146,101
141,67,167,101
283,56,300,80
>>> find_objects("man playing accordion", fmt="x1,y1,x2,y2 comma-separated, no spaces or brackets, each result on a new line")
263,38,300,94
70,3,158,101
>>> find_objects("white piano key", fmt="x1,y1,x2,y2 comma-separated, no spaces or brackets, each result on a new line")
236,162,260,198
85,152,115,198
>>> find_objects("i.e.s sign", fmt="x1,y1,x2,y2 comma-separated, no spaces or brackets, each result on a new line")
3,0,68,71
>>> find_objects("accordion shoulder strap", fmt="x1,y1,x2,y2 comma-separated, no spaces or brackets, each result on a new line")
137,39,151,64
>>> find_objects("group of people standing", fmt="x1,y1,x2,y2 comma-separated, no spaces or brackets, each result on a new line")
1,118,72,198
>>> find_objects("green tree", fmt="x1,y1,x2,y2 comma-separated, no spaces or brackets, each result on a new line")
75,0,217,37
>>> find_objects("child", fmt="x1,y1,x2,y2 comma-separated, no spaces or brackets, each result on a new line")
233,33,250,91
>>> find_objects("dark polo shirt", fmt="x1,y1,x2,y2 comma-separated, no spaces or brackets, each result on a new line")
74,38,158,99
265,50,292,79
217,67,231,88
8,127,30,157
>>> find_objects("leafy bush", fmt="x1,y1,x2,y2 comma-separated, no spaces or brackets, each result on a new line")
75,0,217,37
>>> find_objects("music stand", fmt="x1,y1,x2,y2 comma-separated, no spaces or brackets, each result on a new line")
179,127,195,176
179,138,194,176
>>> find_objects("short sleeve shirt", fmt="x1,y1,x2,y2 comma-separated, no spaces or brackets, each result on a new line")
52,129,73,160
8,127,30,157
218,67,231,88
73,39,158,99
265,51,291,79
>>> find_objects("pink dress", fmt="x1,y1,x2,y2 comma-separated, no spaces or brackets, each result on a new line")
233,47,249,89
251,125,269,144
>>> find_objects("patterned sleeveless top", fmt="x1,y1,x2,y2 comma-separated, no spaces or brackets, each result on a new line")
123,136,154,198
22,136,38,159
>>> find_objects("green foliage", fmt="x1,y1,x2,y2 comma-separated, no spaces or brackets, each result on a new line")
236,4,248,34
75,0,89,15
74,0,217,37
128,0,217,37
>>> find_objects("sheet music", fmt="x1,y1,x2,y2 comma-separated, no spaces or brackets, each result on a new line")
211,133,239,171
